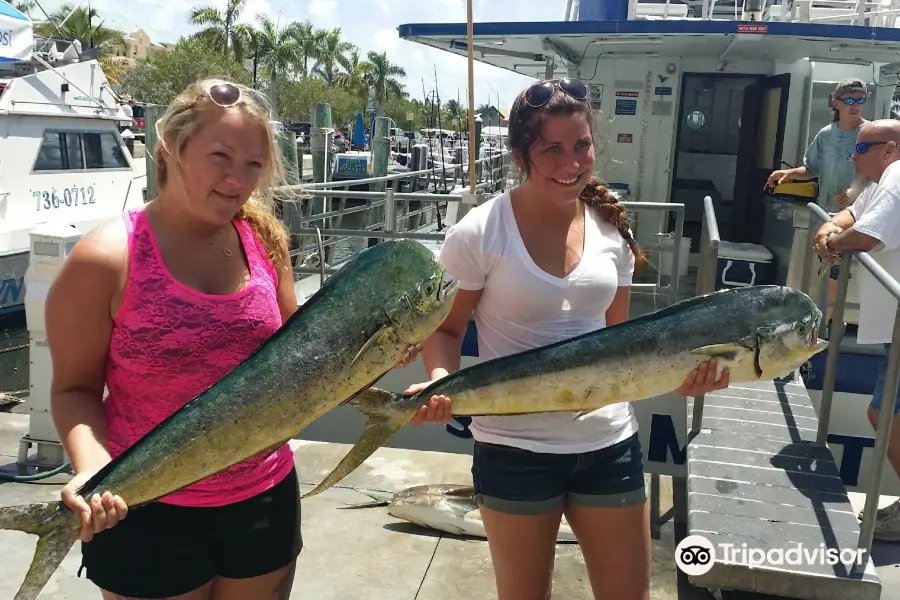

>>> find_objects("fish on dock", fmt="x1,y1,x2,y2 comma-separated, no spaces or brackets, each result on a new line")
303,285,829,498
0,238,459,600
348,483,578,542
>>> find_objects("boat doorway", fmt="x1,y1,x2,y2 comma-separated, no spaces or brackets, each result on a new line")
668,72,788,250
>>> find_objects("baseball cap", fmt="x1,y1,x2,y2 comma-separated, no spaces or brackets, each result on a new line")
834,78,867,97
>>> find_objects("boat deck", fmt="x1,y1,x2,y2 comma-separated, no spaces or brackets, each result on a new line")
0,412,681,600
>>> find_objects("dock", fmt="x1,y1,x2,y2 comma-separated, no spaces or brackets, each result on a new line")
0,412,682,600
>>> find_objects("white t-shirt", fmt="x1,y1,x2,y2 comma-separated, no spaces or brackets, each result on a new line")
848,160,900,344
439,191,638,453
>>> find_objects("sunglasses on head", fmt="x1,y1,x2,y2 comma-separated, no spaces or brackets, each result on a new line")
524,78,589,108
190,82,269,112
839,96,866,105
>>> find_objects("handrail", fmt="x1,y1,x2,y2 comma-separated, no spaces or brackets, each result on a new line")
690,196,722,437
276,150,511,191
294,199,688,306
804,201,900,560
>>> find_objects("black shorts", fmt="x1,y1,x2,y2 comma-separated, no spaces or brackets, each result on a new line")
79,467,302,598
471,432,647,515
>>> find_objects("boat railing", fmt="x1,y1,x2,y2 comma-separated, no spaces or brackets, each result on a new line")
687,196,722,439
288,188,689,308
802,200,900,557
611,0,900,25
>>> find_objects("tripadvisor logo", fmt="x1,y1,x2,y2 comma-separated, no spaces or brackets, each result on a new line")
675,534,868,576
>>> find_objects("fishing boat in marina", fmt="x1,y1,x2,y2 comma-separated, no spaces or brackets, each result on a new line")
0,2,145,316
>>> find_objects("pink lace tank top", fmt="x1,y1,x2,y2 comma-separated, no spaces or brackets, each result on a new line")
103,207,295,507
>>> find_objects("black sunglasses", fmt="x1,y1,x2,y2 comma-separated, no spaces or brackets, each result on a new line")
524,78,589,108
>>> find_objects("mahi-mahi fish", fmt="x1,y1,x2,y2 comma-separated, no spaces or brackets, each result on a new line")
348,484,578,542
0,238,459,600
302,285,828,499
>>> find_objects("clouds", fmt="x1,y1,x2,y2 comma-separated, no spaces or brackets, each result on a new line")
37,0,551,108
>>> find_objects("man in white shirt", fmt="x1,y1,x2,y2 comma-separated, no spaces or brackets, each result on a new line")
814,119,900,540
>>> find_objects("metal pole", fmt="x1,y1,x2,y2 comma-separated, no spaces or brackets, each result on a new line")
384,188,397,233
801,217,817,295
670,206,684,305
857,305,900,557
466,0,477,194
815,251,851,445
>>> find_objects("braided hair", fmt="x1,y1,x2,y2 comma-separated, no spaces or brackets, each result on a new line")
507,83,647,270
579,178,647,269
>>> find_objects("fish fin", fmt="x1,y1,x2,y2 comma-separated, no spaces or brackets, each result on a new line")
350,325,392,370
690,343,752,362
338,499,391,510
302,387,415,500
0,501,81,600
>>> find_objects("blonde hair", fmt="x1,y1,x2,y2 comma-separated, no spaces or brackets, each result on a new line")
153,77,290,269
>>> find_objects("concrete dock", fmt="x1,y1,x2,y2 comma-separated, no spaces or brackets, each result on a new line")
0,412,681,600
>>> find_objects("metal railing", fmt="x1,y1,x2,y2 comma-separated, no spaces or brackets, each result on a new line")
804,201,900,558
608,0,900,25
291,194,690,306
689,196,722,438
277,151,514,275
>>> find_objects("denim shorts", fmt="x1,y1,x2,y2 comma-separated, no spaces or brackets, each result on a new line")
870,344,900,415
471,432,647,515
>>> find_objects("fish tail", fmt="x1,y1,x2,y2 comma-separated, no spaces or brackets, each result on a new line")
0,501,81,600
302,387,416,499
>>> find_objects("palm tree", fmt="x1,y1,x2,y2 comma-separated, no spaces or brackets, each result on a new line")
334,48,372,99
311,28,353,88
295,21,323,79
188,0,250,60
33,5,125,59
12,1,35,16
253,15,301,112
364,50,406,117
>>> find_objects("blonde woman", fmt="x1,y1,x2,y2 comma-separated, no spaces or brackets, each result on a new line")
45,79,417,600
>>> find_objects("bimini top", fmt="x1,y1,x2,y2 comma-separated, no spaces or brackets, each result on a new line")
397,19,900,78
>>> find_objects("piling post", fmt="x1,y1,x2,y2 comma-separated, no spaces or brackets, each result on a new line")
311,103,333,261
311,103,333,186
369,116,391,246
278,131,300,186
143,104,165,202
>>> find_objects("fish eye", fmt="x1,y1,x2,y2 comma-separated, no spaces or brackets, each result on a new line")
423,282,435,296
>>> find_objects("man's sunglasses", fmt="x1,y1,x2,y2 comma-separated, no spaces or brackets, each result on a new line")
524,78,589,108
838,96,866,105
855,141,888,154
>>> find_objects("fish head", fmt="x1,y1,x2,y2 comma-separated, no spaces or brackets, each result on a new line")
386,265,459,346
754,287,829,378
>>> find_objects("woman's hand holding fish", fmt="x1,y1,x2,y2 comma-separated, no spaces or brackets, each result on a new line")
395,343,423,368
61,471,128,542
675,359,729,397
404,379,452,425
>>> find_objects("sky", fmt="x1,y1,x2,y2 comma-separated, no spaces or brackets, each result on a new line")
30,0,567,109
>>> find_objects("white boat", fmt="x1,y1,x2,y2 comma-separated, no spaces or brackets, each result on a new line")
0,4,146,315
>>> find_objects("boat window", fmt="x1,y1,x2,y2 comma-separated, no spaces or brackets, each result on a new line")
33,130,128,171
686,110,706,130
